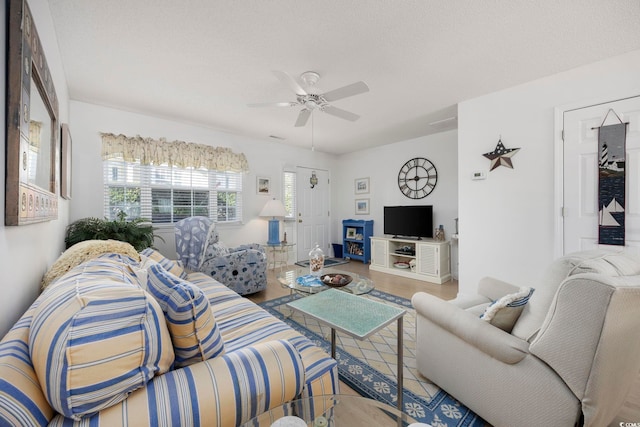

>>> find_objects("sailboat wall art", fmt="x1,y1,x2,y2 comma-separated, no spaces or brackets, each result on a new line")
598,121,626,246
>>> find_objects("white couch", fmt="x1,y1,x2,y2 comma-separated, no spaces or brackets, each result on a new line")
412,250,640,427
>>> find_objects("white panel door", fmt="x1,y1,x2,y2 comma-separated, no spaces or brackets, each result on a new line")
563,96,640,254
296,167,330,261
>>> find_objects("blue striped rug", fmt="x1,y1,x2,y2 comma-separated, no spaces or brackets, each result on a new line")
260,290,485,427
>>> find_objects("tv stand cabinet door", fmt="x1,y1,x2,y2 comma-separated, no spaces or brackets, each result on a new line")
416,241,450,278
370,237,388,268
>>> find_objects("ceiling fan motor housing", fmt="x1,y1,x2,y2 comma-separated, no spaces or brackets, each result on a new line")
298,94,326,110
248,69,369,127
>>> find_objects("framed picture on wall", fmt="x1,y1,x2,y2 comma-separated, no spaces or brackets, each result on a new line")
355,199,370,215
355,177,370,194
257,176,271,195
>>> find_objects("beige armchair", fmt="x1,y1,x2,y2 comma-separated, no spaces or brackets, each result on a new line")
412,250,640,427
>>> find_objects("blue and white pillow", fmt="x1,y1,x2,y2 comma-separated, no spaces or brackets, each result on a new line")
481,287,534,333
30,259,174,420
140,247,188,279
145,263,225,367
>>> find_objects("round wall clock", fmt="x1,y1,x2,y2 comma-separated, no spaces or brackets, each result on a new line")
397,157,438,199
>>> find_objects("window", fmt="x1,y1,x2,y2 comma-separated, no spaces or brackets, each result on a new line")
283,171,296,219
213,171,243,222
103,157,242,224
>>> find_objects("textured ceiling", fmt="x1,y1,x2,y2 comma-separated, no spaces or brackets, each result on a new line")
48,0,640,154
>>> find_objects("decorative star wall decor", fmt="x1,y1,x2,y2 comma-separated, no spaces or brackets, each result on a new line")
483,138,521,171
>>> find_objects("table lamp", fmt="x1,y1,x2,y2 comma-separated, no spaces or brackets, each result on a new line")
260,198,287,245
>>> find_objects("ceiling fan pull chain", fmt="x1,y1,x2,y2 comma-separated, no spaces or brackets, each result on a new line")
311,111,315,152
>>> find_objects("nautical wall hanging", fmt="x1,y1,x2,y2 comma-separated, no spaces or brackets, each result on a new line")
483,137,520,171
596,109,628,246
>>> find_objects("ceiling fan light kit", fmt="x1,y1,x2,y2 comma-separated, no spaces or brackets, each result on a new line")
249,70,369,128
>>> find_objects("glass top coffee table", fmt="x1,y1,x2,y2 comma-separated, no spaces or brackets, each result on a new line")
239,394,421,426
287,289,407,412
277,267,374,296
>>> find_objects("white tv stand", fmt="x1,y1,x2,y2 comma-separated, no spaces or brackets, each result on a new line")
369,236,451,284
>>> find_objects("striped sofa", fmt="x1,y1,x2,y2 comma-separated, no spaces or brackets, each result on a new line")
0,251,338,426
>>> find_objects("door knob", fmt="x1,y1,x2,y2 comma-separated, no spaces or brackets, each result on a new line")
298,219,302,223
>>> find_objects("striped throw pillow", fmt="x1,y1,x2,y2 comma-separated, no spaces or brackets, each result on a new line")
58,254,142,285
481,287,535,333
29,260,174,420
140,248,188,279
146,263,225,367
41,239,141,289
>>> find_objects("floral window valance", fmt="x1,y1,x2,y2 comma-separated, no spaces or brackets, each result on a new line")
100,133,250,173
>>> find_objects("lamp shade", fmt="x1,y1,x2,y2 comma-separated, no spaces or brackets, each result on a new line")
259,198,287,218
260,198,287,245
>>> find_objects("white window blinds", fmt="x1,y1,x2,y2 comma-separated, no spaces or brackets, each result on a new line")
283,171,296,219
103,157,243,224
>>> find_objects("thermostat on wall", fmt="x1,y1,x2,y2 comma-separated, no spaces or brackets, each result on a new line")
471,170,487,180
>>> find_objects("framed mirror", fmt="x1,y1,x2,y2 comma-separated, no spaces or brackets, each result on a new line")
5,0,60,225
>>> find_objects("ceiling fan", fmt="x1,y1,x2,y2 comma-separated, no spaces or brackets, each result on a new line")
248,70,369,127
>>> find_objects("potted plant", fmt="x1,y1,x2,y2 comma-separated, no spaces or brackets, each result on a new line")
65,211,162,251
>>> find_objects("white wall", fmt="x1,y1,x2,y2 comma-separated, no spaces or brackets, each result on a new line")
458,49,640,295
0,0,70,336
69,101,337,256
333,130,459,274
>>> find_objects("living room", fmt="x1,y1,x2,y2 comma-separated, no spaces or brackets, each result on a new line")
2,1,640,335
2,1,640,425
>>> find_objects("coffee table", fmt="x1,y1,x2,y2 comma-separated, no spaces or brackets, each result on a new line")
238,394,421,426
286,289,407,411
277,267,374,296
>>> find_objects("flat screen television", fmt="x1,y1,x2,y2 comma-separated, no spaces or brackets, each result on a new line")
384,205,433,239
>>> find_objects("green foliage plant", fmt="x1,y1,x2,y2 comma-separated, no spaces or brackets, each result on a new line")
65,211,162,251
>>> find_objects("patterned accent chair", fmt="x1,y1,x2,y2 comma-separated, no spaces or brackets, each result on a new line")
175,216,267,295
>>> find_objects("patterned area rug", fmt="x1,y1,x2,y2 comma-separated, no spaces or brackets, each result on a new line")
259,290,485,427
295,258,350,268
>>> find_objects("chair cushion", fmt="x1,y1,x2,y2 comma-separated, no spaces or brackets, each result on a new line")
199,225,225,261
145,263,225,367
481,287,534,333
208,242,230,258
140,247,188,278
29,257,174,420
41,239,141,289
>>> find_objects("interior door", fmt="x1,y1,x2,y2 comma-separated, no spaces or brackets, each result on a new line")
563,96,640,254
296,167,330,261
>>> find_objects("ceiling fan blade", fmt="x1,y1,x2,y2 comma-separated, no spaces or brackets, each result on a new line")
295,109,312,127
272,70,307,96
247,101,297,108
323,105,360,122
322,81,369,102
